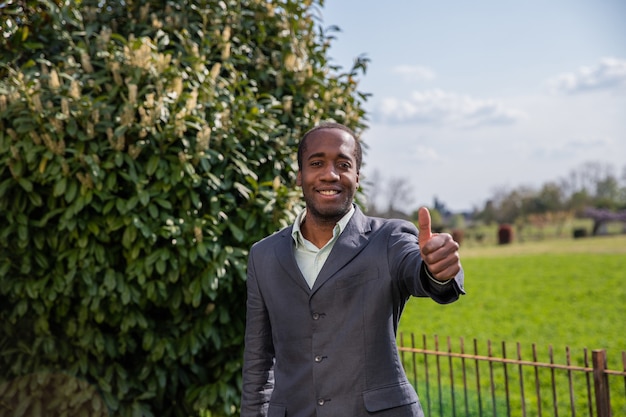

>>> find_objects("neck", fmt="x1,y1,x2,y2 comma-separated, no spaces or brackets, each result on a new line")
300,215,338,249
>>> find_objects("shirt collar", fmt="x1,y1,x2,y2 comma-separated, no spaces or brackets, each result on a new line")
292,204,356,248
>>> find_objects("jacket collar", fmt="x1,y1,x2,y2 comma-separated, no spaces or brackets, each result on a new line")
273,205,372,294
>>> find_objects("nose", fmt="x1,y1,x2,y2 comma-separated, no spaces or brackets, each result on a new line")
320,165,340,181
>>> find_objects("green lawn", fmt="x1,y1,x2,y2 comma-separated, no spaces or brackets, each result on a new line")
400,234,626,357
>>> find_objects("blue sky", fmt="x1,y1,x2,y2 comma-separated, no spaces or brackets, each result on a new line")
320,0,626,212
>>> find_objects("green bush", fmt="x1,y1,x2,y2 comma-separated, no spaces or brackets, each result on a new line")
0,0,368,415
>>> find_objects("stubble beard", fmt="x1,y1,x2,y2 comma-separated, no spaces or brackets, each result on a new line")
304,193,353,225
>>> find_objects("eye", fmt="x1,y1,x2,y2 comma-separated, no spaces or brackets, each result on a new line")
338,162,352,169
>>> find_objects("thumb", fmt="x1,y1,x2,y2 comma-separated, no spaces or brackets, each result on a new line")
418,206,433,245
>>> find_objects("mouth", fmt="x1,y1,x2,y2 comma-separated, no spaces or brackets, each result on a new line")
318,189,340,196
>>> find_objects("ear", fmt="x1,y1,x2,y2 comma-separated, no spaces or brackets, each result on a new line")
296,170,302,186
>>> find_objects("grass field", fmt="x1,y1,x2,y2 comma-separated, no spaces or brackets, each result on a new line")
398,234,626,416
400,234,626,356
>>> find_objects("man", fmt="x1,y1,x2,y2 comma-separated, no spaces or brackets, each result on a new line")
241,122,464,417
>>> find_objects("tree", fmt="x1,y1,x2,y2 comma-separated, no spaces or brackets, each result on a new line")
487,186,525,224
477,199,497,225
385,176,414,214
595,175,622,209
534,182,564,213
561,161,624,210
362,168,382,214
0,0,368,415
476,161,626,228
362,172,415,217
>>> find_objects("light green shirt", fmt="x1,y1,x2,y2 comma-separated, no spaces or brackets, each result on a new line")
291,205,355,289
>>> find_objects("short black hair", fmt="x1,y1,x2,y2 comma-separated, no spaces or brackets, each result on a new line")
297,122,362,171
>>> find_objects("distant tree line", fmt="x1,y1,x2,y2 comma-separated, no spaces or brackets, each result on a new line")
364,161,626,232
475,161,626,225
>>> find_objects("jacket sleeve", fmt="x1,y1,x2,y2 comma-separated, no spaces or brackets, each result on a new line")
240,247,275,417
387,220,465,304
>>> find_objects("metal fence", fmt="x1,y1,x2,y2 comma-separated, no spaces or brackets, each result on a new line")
398,333,626,417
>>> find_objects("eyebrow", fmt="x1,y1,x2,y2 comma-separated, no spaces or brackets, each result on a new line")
307,151,354,162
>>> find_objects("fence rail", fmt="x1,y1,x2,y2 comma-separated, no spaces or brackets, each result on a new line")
398,333,626,417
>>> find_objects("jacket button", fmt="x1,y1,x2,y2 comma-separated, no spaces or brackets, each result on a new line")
317,399,325,406
312,313,320,320
314,355,323,362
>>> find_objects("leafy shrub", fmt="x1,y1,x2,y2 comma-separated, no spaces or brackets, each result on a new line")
0,0,367,415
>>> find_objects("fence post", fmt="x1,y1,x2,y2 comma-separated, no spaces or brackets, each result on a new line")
592,349,611,417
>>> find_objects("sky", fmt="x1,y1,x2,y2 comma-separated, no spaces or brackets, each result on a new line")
320,0,626,213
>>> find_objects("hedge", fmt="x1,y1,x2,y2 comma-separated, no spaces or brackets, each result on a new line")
0,0,368,415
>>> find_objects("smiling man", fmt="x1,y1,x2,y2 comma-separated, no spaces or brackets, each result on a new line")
241,122,465,417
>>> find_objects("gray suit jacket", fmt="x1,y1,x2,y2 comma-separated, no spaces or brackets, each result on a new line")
241,206,465,417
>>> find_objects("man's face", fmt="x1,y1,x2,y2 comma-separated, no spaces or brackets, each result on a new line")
296,128,360,223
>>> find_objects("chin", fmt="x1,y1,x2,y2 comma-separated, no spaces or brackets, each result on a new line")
313,204,350,219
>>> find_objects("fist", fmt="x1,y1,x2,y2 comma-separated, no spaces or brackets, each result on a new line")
417,207,462,281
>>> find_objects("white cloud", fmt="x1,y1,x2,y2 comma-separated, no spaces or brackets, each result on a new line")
391,65,436,81
373,89,526,127
547,57,626,94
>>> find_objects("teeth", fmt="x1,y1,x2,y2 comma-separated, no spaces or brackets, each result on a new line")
319,190,339,196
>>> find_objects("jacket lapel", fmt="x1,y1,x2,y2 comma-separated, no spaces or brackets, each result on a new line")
311,207,372,292
273,226,311,294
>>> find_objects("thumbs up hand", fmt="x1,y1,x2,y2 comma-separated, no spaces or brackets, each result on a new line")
417,207,462,281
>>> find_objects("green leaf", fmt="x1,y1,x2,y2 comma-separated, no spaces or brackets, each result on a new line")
227,222,244,242
146,155,159,176
66,179,78,202
234,181,251,200
244,211,257,230
27,189,43,206
155,259,166,274
104,269,116,291
17,224,28,242
138,189,149,206
105,171,117,190
87,221,100,235
67,118,78,136
0,260,10,276
34,251,48,268
103,199,115,215
10,159,24,176
142,331,154,351
16,299,28,316
122,226,137,248
17,178,32,192
15,120,35,134
120,286,131,305
148,203,158,218
196,242,207,258
154,198,172,209
126,195,139,211
0,178,13,197
114,152,124,167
